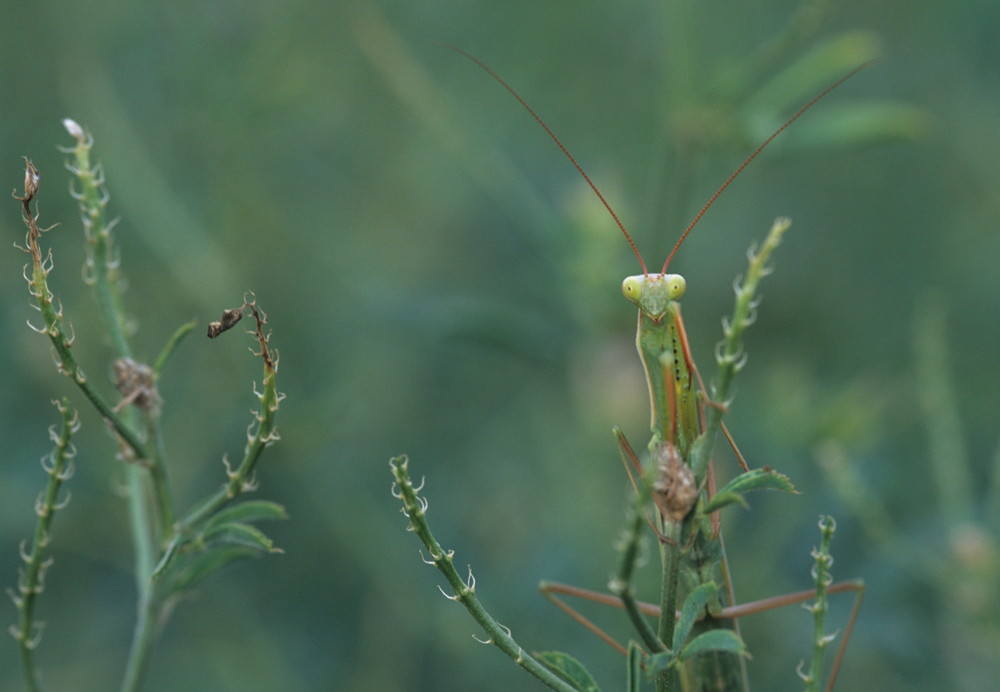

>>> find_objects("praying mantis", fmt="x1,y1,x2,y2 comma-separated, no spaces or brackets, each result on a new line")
391,49,868,692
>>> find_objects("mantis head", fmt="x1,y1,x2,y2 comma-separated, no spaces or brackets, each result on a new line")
622,273,686,321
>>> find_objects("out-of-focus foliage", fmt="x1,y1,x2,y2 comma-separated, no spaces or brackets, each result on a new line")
1,1,998,690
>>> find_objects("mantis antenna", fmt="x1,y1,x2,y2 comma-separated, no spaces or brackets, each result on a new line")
446,44,649,276
450,43,875,275
660,59,877,273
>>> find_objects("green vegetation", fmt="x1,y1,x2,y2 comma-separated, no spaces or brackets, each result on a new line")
2,0,998,690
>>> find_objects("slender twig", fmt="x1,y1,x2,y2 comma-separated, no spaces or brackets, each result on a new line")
152,298,282,580
55,123,171,692
690,217,791,478
153,321,196,377
390,456,580,692
14,160,148,459
8,399,79,692
801,516,835,690
62,119,131,358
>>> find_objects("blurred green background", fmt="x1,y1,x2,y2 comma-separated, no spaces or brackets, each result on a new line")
2,1,998,690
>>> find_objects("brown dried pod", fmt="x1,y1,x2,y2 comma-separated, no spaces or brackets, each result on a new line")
113,357,159,412
652,442,698,524
207,307,243,338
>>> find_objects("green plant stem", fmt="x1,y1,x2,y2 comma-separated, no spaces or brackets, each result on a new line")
23,253,147,457
63,124,173,692
11,399,78,692
66,128,131,358
656,535,682,692
690,217,790,479
609,431,667,657
120,589,158,692
193,368,279,522
802,516,836,692
611,508,665,656
120,463,157,692
390,456,580,692
146,415,174,533
152,341,280,579
16,159,144,457
153,321,196,376
140,321,197,533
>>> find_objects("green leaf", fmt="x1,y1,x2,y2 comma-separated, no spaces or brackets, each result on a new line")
699,491,748,513
202,521,282,553
204,500,288,530
535,651,601,692
626,642,644,691
678,629,748,661
703,468,797,514
674,582,719,652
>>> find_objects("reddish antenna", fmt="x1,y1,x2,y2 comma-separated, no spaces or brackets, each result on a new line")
660,59,877,274
452,43,875,278
448,44,649,277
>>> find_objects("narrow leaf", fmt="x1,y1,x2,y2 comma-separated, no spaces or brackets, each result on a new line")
678,629,748,661
202,521,281,553
204,500,288,530
535,651,601,692
699,491,748,513
703,468,797,514
674,582,718,652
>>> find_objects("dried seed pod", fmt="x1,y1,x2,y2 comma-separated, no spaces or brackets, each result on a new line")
652,442,697,524
207,307,243,338
113,357,159,412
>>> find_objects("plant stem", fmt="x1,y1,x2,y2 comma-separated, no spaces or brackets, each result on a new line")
690,216,790,479
16,168,148,458
120,589,158,692
656,533,682,692
152,304,280,580
390,456,581,692
803,516,836,692
63,122,170,691
11,399,78,692
611,508,666,655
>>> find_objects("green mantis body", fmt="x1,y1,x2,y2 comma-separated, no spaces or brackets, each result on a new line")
618,266,746,691
617,269,739,688
625,272,698,459
621,274,746,692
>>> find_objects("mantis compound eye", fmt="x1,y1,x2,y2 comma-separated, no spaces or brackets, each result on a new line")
665,274,686,300
622,275,643,305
